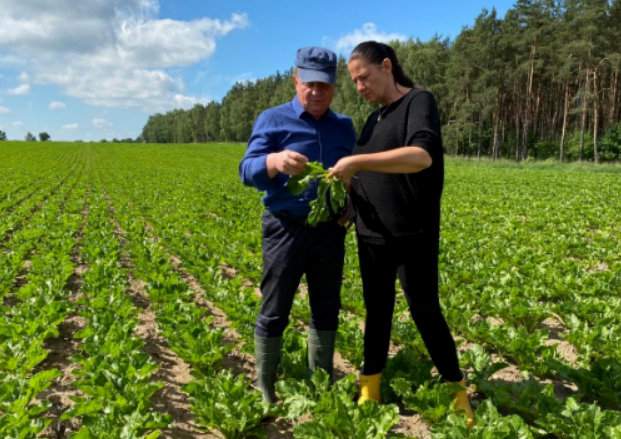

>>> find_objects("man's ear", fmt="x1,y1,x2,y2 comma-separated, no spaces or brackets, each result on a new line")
292,68,299,86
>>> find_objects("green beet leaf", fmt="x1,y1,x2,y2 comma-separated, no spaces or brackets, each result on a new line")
286,161,325,196
286,161,348,226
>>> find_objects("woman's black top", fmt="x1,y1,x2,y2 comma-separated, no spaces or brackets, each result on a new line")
351,88,444,243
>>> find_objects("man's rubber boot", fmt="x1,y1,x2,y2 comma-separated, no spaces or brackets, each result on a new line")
357,372,381,405
254,334,282,404
307,329,336,380
452,379,475,428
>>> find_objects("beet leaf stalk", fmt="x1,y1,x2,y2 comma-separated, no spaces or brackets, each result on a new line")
286,161,348,226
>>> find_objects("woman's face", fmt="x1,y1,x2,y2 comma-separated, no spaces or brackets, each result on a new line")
347,57,391,104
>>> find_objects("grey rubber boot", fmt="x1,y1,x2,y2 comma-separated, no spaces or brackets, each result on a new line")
254,334,282,404
307,328,336,380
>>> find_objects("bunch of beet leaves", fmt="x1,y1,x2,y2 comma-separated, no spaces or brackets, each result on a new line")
287,161,348,226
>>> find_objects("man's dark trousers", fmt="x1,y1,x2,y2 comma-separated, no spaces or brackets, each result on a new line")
255,211,346,337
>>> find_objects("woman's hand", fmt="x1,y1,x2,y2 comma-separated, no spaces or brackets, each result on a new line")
328,156,359,186
330,147,432,183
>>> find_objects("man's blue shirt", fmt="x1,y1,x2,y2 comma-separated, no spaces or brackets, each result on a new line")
239,96,355,217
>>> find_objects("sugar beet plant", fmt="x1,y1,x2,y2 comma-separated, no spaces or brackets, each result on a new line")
91,143,621,436
287,161,348,226
61,189,169,437
98,169,273,438
1,142,620,437
0,162,85,437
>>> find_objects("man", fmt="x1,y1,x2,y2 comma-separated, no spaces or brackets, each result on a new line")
239,47,355,403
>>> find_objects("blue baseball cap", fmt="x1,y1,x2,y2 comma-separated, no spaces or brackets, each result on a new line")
295,47,337,84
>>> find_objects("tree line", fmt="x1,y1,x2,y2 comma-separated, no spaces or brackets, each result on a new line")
141,0,621,162
0,131,50,142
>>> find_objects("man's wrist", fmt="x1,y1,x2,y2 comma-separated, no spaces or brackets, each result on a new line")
266,153,279,178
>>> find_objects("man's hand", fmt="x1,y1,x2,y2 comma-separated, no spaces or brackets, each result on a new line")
266,150,309,178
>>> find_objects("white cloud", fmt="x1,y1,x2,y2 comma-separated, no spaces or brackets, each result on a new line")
173,94,203,109
92,118,112,129
11,121,23,126
62,123,79,130
0,2,248,111
49,101,66,110
0,106,10,114
335,23,407,54
19,72,29,82
8,83,31,95
116,13,248,68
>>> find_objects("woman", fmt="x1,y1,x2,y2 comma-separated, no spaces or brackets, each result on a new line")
329,41,474,426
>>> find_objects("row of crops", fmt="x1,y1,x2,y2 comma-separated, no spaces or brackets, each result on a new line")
1,141,620,438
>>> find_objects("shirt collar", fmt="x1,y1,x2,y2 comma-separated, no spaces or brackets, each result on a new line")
291,96,337,120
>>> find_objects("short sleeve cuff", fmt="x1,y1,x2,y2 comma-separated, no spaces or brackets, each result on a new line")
407,131,436,154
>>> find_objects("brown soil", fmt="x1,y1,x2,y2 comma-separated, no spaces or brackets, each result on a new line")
127,273,211,439
36,315,86,438
544,338,579,366
587,261,609,273
541,316,579,367
11,259,32,291
109,208,212,438
101,203,205,437
486,316,505,327
541,316,565,339
264,419,295,439
393,413,432,439
455,333,579,401
219,263,238,279
169,253,301,438
108,208,285,436
65,265,87,301
169,255,248,347
37,201,89,438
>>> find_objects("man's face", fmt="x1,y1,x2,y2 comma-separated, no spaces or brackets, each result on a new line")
294,74,335,119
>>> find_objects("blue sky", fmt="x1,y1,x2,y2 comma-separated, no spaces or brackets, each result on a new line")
0,0,516,141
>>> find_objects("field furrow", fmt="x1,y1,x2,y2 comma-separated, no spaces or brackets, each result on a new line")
37,187,91,437
0,168,86,437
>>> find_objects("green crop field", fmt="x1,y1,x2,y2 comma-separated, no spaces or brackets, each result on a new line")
1,141,620,438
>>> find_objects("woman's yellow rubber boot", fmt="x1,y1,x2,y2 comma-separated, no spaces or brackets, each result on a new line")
357,373,381,405
453,379,475,428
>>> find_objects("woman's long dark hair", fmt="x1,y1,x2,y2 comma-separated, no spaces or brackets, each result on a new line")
349,41,414,88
